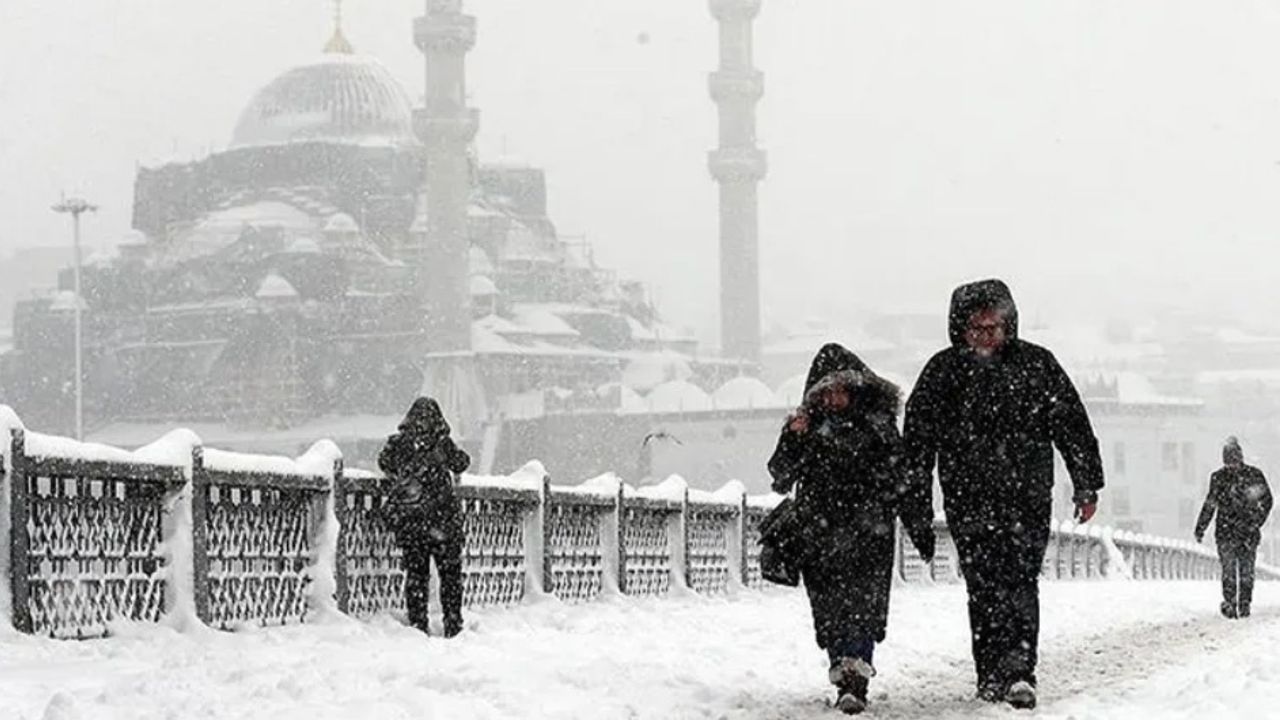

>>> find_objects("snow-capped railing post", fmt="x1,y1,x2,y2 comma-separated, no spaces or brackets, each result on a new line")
518,474,551,597
540,473,553,595
8,428,31,633
731,490,748,587
608,480,625,595
333,459,352,615
672,486,690,592
305,454,343,618
189,445,212,627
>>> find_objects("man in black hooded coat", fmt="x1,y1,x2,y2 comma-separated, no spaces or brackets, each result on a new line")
378,397,471,637
903,279,1104,709
1195,436,1273,619
769,343,936,713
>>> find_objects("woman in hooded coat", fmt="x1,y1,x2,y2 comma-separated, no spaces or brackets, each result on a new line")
768,344,936,714
378,397,471,637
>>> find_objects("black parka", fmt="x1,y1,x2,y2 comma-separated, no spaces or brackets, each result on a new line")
768,344,935,647
903,280,1104,549
1196,463,1273,547
378,397,471,537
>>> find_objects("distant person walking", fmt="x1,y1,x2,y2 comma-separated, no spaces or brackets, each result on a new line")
379,397,471,637
1195,436,1273,619
768,343,936,715
903,279,1105,710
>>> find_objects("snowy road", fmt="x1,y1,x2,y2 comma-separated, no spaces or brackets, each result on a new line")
2,581,1276,720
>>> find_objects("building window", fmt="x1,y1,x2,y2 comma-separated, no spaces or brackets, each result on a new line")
1181,442,1197,485
1113,442,1126,475
1162,442,1179,471
1113,487,1131,516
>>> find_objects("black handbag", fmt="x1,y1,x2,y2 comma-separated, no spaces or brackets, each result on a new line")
758,497,805,587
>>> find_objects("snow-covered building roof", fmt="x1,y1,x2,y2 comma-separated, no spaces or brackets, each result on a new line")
324,213,359,234
712,377,780,410
230,54,418,150
646,380,713,413
1082,371,1202,408
622,351,694,392
509,305,581,339
256,273,298,299
597,382,648,414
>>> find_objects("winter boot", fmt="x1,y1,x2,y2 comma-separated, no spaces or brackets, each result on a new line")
1220,601,1239,619
834,676,869,715
1006,680,1037,710
1240,604,1252,618
443,615,464,638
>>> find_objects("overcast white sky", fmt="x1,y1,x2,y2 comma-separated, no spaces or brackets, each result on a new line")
3,1,1280,341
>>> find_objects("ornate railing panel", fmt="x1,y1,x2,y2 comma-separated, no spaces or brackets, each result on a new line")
10,429,181,638
743,505,769,589
202,485,313,628
192,450,330,630
622,501,675,597
336,476,404,618
545,495,610,603
458,487,535,608
686,502,735,595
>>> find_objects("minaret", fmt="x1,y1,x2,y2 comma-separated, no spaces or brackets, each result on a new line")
708,0,766,363
413,0,478,352
411,0,487,439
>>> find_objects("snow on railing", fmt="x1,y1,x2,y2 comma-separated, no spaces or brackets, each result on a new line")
1,404,1272,639
896,517,1280,584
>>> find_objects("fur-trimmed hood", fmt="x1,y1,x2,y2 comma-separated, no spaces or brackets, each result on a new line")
801,343,901,419
948,278,1019,347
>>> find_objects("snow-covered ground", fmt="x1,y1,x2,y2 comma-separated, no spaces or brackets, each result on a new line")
1,581,1275,720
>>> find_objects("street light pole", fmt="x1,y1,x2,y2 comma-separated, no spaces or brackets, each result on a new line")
51,195,97,441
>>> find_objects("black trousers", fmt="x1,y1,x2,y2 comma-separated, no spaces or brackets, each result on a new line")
953,524,1048,689
1218,540,1258,615
392,508,464,632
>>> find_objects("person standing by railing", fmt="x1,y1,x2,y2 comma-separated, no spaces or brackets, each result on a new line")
378,397,471,638
768,343,936,715
1195,436,1273,619
903,279,1105,710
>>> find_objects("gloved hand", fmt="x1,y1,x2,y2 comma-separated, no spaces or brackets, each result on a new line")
1074,501,1097,523
1194,530,1203,543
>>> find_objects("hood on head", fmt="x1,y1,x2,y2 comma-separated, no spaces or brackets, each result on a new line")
801,343,900,418
1224,436,1244,465
948,278,1019,347
399,396,451,440
804,343,870,395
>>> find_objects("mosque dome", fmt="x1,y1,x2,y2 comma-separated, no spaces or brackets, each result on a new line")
230,51,418,150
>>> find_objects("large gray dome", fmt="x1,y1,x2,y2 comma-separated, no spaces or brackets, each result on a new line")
230,54,418,150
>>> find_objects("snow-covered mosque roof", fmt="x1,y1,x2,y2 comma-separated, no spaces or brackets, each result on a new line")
712,377,781,410
324,213,359,233
646,380,713,413
256,273,298,299
597,382,649,415
230,54,418,150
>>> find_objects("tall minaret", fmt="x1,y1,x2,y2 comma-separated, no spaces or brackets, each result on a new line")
412,0,487,438
413,0,478,352
708,0,766,364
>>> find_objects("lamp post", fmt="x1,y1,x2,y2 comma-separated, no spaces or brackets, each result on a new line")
51,195,96,441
